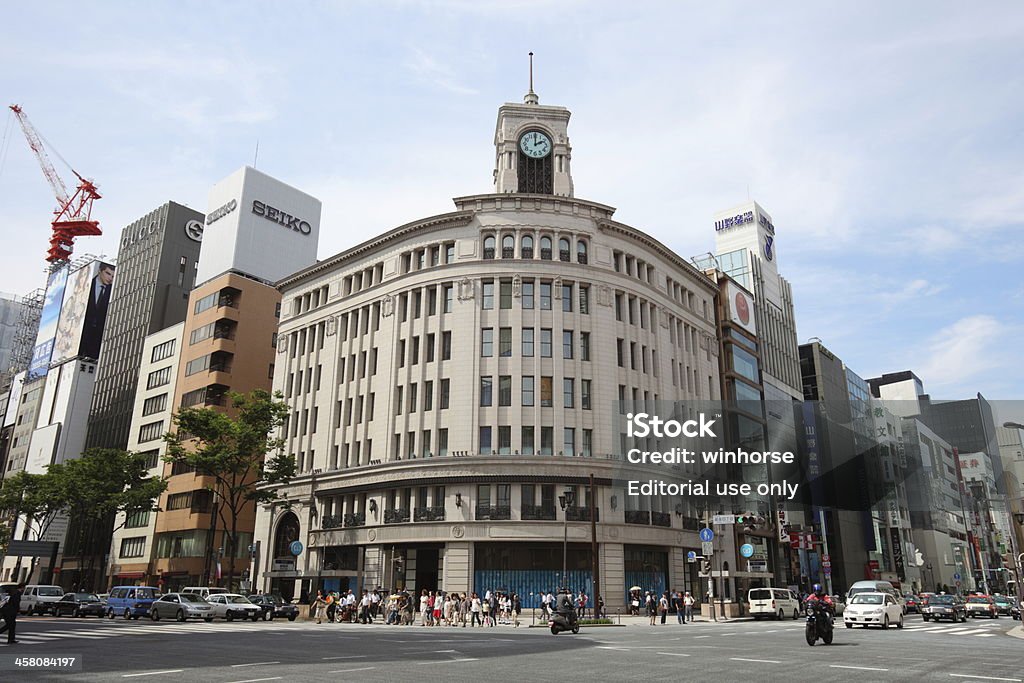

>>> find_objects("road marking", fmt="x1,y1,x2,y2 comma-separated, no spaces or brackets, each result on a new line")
231,662,281,668
322,656,367,660
226,679,282,683
694,635,711,639
657,652,691,657
831,665,890,672
974,633,996,637
949,675,1022,682
122,671,185,678
417,659,479,665
731,658,780,664
327,668,376,674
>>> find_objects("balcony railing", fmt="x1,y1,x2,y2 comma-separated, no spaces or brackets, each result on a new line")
625,510,650,525
502,247,515,258
383,508,410,524
483,248,495,260
652,511,672,528
322,514,343,530
559,250,571,262
343,512,365,528
414,506,446,522
475,505,511,521
522,248,533,259
577,253,588,264
681,516,701,531
521,505,556,521
566,506,599,523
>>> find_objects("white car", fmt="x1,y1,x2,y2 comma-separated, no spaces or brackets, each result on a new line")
843,591,904,629
748,588,801,620
21,585,65,615
205,593,262,621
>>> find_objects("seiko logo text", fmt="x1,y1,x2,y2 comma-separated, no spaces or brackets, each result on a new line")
206,199,238,225
251,200,312,235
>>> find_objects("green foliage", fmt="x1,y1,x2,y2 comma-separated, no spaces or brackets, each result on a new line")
48,449,168,527
578,618,614,625
0,470,65,539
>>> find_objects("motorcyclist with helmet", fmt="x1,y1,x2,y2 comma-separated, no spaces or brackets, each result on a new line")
555,587,578,627
805,583,834,617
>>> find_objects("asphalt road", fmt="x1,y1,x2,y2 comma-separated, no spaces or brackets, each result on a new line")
2,612,1022,682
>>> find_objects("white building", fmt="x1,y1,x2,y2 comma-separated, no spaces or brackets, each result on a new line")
252,87,722,607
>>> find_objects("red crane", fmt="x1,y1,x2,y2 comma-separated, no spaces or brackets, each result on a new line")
9,104,102,265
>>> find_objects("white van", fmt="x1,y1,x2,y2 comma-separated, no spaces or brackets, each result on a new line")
22,585,65,615
181,587,229,599
748,587,801,620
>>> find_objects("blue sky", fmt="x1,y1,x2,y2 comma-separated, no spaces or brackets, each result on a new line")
1,1,1022,409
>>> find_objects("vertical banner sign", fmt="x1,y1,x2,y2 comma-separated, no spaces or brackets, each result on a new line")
890,527,905,581
27,266,70,380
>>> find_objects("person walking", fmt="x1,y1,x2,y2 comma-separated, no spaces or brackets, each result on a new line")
419,590,430,626
471,593,483,627
672,589,684,624
512,592,521,627
659,591,670,624
312,591,327,624
647,592,657,625
0,583,23,644
684,591,695,623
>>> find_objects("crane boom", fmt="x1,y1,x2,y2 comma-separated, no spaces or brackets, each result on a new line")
8,104,102,265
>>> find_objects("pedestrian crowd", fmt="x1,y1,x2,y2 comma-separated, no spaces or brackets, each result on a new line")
628,588,695,624
307,587,526,627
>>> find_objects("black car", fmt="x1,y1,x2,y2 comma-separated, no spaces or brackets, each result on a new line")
52,593,106,618
248,594,298,621
992,595,1014,616
921,594,967,622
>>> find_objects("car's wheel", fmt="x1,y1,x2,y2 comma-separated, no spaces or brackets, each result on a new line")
793,609,799,620
753,615,761,621
227,614,234,622
205,617,214,623
250,613,259,622
845,622,852,629
923,615,930,622
288,614,297,622
108,608,115,619
883,615,890,629
777,609,784,621
263,611,272,621
151,609,160,621
960,614,967,623
123,608,132,620
73,607,81,618
897,616,904,629
176,610,186,622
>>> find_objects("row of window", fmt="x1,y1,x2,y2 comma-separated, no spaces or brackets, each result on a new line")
119,536,146,558
193,286,240,315
616,338,658,375
613,250,655,284
165,489,213,513
396,331,451,367
481,279,589,313
482,234,587,263
289,319,329,359
478,426,593,456
151,338,176,363
400,241,457,273
481,328,590,360
293,285,330,316
393,379,451,415
479,376,592,409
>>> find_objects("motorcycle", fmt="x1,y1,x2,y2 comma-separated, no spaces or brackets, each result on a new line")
805,600,834,646
549,611,581,635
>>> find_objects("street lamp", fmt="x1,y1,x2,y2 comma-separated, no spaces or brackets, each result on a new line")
559,489,576,590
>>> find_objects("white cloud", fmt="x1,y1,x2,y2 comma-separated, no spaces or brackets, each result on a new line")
404,47,479,96
916,315,1006,391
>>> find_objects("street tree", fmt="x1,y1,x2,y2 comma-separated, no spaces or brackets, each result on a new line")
50,448,168,590
163,389,294,588
0,470,64,577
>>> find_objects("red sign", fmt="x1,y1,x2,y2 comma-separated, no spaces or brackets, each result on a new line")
822,554,830,563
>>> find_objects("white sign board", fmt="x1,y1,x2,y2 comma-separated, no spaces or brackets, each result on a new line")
701,541,714,556
713,514,736,525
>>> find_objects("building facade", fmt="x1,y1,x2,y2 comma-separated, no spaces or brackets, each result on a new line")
253,89,721,607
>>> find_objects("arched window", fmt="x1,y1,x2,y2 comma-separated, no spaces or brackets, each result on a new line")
521,235,534,259
558,238,571,262
273,511,301,560
483,235,495,260
540,236,552,260
577,240,588,264
502,235,515,259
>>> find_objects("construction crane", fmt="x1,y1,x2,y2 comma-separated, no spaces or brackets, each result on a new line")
8,104,102,267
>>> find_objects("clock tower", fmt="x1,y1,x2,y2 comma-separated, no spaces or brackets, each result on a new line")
493,56,573,196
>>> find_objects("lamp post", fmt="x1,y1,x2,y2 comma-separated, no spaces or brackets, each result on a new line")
559,489,576,590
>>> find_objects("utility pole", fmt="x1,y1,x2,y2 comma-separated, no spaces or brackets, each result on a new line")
590,473,599,619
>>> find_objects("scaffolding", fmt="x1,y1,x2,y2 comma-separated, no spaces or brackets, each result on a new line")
2,287,45,391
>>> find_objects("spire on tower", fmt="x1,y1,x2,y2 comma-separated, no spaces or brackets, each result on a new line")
524,51,539,105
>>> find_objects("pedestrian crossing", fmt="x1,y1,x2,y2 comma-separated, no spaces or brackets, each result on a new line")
13,621,308,646
900,620,1003,637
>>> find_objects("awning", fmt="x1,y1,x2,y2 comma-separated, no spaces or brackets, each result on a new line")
114,572,146,578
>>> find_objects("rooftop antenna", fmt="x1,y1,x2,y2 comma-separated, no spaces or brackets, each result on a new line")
525,51,539,105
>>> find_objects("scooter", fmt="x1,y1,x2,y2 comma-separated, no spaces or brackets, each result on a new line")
549,611,581,635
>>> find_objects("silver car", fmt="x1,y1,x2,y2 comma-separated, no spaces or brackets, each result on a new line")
205,593,263,621
150,593,215,622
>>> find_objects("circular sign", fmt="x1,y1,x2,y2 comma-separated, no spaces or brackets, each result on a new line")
734,292,750,325
687,551,697,561
740,543,755,558
699,528,714,543
184,219,204,242
953,572,961,581
289,540,303,556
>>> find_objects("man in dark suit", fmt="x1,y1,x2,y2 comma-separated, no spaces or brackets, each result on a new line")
0,583,23,644
79,264,114,360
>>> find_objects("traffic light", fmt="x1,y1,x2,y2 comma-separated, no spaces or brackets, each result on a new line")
701,560,712,574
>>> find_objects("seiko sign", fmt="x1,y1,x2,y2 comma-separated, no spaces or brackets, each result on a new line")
251,200,312,235
206,199,238,225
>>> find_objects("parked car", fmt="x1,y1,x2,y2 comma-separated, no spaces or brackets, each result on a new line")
22,585,65,615
903,593,921,613
51,593,106,618
181,587,229,600
843,591,904,629
965,595,998,619
248,594,299,621
205,593,262,621
106,586,161,620
921,594,967,622
992,595,1014,616
747,587,801,620
150,593,215,622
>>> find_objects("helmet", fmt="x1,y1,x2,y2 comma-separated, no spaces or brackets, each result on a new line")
813,583,823,593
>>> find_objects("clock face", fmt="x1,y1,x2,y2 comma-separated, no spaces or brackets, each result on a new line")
519,130,552,158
